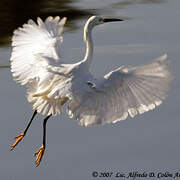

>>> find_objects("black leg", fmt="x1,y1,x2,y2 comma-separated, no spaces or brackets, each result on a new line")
10,110,37,151
24,110,37,135
42,115,51,148
34,114,51,167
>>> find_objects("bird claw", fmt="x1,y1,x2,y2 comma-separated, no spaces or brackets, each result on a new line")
34,145,45,167
10,133,25,151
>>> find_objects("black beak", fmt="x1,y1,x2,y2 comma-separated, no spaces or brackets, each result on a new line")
103,18,124,23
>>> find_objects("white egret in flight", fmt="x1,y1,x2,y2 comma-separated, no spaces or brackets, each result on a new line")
10,16,173,166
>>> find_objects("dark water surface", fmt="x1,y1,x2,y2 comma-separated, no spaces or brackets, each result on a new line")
0,0,180,179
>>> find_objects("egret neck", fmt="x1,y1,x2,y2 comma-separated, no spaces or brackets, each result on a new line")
82,20,94,69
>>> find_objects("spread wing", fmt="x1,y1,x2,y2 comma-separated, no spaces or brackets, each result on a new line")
10,16,67,85
68,54,173,127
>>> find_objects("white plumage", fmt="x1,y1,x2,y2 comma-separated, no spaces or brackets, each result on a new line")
10,16,173,126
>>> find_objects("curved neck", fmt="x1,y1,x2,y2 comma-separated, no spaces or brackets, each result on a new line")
82,23,93,69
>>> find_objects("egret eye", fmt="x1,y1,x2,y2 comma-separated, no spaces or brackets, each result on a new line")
99,18,104,22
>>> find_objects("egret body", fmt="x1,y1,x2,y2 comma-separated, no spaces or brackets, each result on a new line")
10,16,173,166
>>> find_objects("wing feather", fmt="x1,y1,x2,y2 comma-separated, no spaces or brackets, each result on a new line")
10,16,67,85
68,54,173,126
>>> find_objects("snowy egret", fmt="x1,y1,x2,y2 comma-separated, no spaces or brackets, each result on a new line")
10,16,173,166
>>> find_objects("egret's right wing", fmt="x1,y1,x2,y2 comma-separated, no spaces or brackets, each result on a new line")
10,16,67,85
68,54,173,127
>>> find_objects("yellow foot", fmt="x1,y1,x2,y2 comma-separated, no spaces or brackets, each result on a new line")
34,145,45,167
10,133,25,151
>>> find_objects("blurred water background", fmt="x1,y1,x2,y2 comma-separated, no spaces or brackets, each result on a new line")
0,0,180,179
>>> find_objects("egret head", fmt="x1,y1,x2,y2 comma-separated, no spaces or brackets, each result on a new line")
84,16,123,41
85,16,124,29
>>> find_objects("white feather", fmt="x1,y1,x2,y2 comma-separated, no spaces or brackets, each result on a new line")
68,55,173,126
10,16,67,85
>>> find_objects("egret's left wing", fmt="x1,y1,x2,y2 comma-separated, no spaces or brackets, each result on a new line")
68,54,173,127
10,16,67,85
